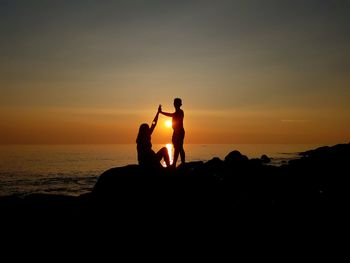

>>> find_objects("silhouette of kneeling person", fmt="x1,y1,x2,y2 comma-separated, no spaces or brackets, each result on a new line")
136,105,170,168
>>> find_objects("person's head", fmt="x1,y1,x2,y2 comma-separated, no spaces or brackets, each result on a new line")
174,98,182,109
136,123,150,143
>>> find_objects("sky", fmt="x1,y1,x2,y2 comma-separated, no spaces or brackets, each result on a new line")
1,0,350,144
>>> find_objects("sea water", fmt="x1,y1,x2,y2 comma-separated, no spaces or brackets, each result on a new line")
0,144,324,196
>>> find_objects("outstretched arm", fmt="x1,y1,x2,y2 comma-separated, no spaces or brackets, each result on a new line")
159,110,174,117
150,111,159,135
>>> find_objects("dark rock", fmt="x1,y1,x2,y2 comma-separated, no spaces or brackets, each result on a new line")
177,161,204,173
261,154,271,163
1,142,350,225
249,158,263,166
224,150,249,164
204,157,224,172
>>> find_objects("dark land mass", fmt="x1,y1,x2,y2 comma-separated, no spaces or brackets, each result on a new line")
1,143,349,233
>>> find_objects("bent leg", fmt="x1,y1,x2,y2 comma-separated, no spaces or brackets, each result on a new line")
156,147,170,167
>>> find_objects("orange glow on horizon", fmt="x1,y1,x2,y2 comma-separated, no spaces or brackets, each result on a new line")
0,107,349,145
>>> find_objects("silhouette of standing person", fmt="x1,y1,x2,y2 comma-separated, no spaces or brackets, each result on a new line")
136,105,170,169
160,98,185,167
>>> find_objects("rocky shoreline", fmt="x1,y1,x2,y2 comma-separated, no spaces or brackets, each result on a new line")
1,143,349,224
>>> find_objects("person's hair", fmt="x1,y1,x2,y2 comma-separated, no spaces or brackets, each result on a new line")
174,98,182,107
136,123,150,144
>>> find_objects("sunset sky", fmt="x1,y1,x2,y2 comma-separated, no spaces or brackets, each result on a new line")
1,0,350,144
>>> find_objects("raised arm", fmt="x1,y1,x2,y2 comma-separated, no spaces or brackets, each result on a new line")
159,110,174,117
150,111,159,135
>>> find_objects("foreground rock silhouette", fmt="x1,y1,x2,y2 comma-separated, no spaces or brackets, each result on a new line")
1,143,350,224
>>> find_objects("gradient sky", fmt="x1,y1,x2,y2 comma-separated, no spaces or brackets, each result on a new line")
1,0,350,144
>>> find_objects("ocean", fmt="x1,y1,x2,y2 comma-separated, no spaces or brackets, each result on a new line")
0,144,324,197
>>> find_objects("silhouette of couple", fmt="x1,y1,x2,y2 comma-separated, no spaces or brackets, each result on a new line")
136,98,185,169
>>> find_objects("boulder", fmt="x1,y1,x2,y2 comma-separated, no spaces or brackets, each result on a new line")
261,154,271,164
224,150,249,164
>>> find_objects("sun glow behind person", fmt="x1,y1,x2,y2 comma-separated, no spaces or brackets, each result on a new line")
165,120,172,128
